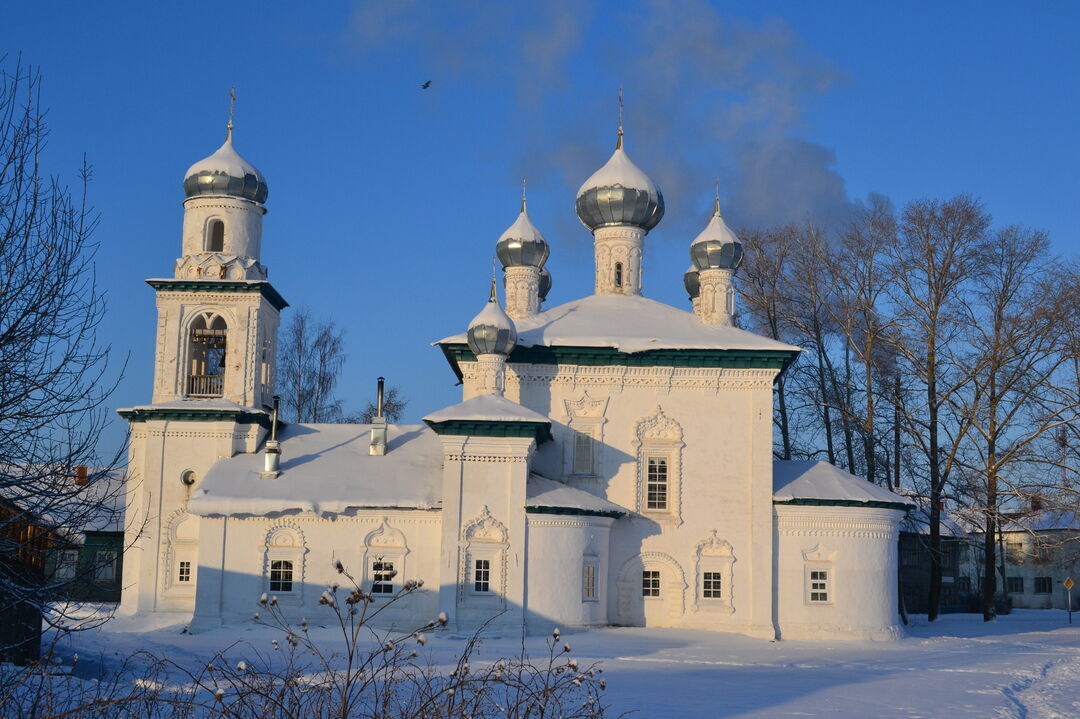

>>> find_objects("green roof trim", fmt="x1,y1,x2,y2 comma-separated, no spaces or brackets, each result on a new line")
118,406,273,429
146,279,289,311
525,505,625,519
439,342,798,382
423,418,552,444
773,498,913,511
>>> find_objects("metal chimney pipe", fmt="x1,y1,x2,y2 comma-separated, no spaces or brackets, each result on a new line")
263,395,282,477
370,377,388,456
376,377,385,418
271,395,280,440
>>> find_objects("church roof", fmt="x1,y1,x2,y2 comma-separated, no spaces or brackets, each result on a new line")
189,423,443,517
526,473,628,518
423,393,549,424
773,460,914,510
437,294,800,355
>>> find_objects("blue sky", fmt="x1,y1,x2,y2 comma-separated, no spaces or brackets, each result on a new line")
4,1,1078,454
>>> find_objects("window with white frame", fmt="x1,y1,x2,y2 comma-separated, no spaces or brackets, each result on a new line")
808,569,830,602
372,560,395,594
583,562,598,601
264,525,306,602
270,560,294,592
178,560,192,583
633,407,684,524
474,559,491,593
702,571,722,599
56,549,79,580
646,456,669,510
573,429,596,475
94,550,117,582
642,570,661,598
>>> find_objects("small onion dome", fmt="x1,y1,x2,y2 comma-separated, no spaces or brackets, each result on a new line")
575,141,664,232
467,282,517,356
496,203,549,268
183,133,268,204
690,199,743,271
683,264,700,300
538,266,552,302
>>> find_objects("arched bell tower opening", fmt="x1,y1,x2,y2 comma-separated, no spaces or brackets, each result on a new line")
187,314,228,398
205,219,225,253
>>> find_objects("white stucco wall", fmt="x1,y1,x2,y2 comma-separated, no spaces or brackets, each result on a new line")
181,196,264,261
524,514,613,631
774,504,906,641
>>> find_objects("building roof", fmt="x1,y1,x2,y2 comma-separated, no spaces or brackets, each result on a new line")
423,393,549,425
437,294,800,355
526,473,628,518
773,460,914,510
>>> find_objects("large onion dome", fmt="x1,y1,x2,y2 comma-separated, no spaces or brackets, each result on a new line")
496,199,549,268
538,266,552,302
183,131,268,204
690,197,743,271
467,282,517,356
683,264,700,300
575,135,664,232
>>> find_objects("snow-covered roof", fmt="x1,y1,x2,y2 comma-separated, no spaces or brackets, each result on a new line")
423,393,550,425
438,294,800,355
189,423,443,517
526,473,628,517
577,146,658,197
184,135,263,185
773,460,914,509
117,398,264,414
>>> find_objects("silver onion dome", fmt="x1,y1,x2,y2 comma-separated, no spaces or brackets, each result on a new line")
467,282,518,356
575,137,664,232
496,200,549,268
538,266,552,302
183,132,268,204
690,198,743,271
683,264,700,300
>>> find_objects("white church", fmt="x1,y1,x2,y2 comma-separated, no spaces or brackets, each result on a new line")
119,116,914,641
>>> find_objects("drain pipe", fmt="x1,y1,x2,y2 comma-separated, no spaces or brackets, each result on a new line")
262,395,281,477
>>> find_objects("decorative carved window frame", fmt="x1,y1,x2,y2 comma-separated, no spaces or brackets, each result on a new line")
692,530,735,614
459,506,509,605
632,406,685,526
162,510,198,598
562,392,608,479
263,524,306,606
363,517,410,599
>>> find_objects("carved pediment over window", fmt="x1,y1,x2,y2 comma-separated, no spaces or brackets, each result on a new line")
264,521,305,549
365,517,408,549
696,529,734,558
633,405,684,446
802,544,837,563
463,505,509,544
563,391,609,420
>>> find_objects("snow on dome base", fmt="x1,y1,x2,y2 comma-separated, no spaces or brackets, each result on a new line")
183,135,268,203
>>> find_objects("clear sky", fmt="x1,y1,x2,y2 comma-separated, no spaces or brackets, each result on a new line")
4,1,1078,455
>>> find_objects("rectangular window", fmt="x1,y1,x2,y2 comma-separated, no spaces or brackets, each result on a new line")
94,550,117,582
372,560,394,594
1006,576,1024,594
702,571,723,599
474,559,491,593
1005,541,1024,564
56,549,79,580
583,564,597,601
809,569,829,602
1034,577,1052,594
573,430,595,475
646,457,668,510
958,576,972,592
178,560,192,583
269,559,293,592
642,570,661,598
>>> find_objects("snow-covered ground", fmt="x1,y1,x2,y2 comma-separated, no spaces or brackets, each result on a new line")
42,609,1080,718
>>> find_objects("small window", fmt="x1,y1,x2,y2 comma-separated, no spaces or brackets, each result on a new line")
270,559,293,592
181,470,197,486
1005,541,1024,564
583,564,597,601
1035,577,1052,594
94,550,117,582
206,219,224,252
178,561,192,583
809,569,829,602
958,576,972,592
642,570,661,598
702,571,722,599
372,560,395,594
474,559,491,593
1006,576,1024,594
646,457,668,510
614,262,623,287
56,549,79,580
573,430,595,475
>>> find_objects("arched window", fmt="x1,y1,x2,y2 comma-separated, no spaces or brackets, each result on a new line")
614,262,623,288
187,315,227,397
206,219,225,252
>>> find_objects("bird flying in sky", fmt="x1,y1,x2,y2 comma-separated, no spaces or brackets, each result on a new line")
421,80,431,89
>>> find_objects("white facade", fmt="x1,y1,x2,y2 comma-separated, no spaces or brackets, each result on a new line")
119,125,912,641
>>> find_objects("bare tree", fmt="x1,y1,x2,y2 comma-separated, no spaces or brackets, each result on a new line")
277,307,347,423
0,60,123,662
351,384,409,424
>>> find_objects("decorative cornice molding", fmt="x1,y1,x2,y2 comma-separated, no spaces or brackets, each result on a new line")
147,278,288,311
